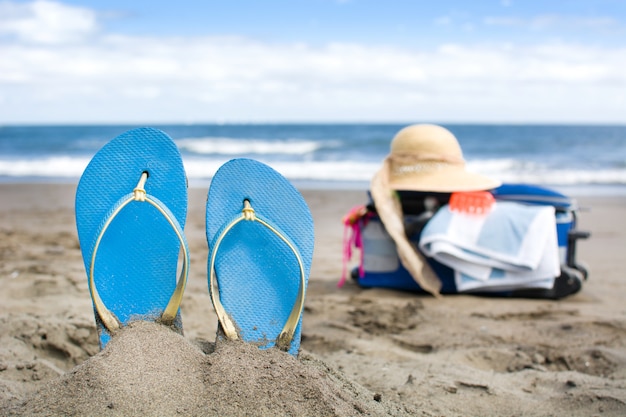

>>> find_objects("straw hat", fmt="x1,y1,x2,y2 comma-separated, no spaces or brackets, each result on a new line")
369,124,500,296
382,124,500,192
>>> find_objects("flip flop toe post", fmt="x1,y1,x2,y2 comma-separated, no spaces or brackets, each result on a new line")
206,158,314,356
76,128,189,349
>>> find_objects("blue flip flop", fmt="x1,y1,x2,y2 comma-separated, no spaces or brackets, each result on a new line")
75,128,189,349
206,158,314,356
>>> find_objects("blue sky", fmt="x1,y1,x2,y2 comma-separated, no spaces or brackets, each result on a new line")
0,0,625,124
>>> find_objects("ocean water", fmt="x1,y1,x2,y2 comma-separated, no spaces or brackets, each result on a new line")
1,124,625,195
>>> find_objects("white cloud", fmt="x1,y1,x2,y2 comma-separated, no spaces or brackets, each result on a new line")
0,1,625,123
529,15,619,31
483,16,524,27
0,0,98,44
434,16,452,26
484,14,621,32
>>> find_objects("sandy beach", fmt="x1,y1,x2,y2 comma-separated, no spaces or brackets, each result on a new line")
0,183,625,416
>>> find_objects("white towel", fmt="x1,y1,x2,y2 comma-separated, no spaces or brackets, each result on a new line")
419,202,560,292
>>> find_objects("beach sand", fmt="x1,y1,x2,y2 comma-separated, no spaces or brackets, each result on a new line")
0,183,625,416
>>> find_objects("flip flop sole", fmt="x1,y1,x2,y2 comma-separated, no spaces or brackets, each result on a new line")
76,128,188,348
206,158,314,356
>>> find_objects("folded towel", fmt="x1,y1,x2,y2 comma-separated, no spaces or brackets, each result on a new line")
419,202,560,292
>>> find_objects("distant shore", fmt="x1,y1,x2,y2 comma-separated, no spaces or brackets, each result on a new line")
2,177,626,197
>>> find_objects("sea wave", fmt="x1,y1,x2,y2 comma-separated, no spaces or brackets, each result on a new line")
468,158,626,185
176,137,331,156
2,156,626,187
0,156,91,178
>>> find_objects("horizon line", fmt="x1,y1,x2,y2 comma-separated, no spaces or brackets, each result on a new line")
2,120,626,127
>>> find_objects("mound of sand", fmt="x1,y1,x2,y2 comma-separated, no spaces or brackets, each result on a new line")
1,321,417,417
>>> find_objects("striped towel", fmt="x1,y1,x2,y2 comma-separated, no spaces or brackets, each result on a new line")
418,202,560,292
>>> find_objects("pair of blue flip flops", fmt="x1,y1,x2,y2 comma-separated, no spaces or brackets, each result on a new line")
75,128,314,356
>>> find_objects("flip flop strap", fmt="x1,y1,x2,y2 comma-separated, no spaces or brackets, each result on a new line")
209,200,306,351
88,173,189,333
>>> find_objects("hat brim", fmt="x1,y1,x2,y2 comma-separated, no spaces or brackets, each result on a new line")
388,166,500,192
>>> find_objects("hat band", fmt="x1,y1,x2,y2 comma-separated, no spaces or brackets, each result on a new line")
391,160,463,176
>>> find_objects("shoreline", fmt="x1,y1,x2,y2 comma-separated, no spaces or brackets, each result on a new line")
2,177,626,197
1,183,625,416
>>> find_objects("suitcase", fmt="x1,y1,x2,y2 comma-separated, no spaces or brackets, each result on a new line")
345,184,590,299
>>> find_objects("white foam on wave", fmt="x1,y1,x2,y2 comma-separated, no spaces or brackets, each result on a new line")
469,158,626,185
185,157,626,184
0,156,90,178
255,160,382,182
496,168,626,185
2,156,626,188
182,158,381,182
176,137,326,155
